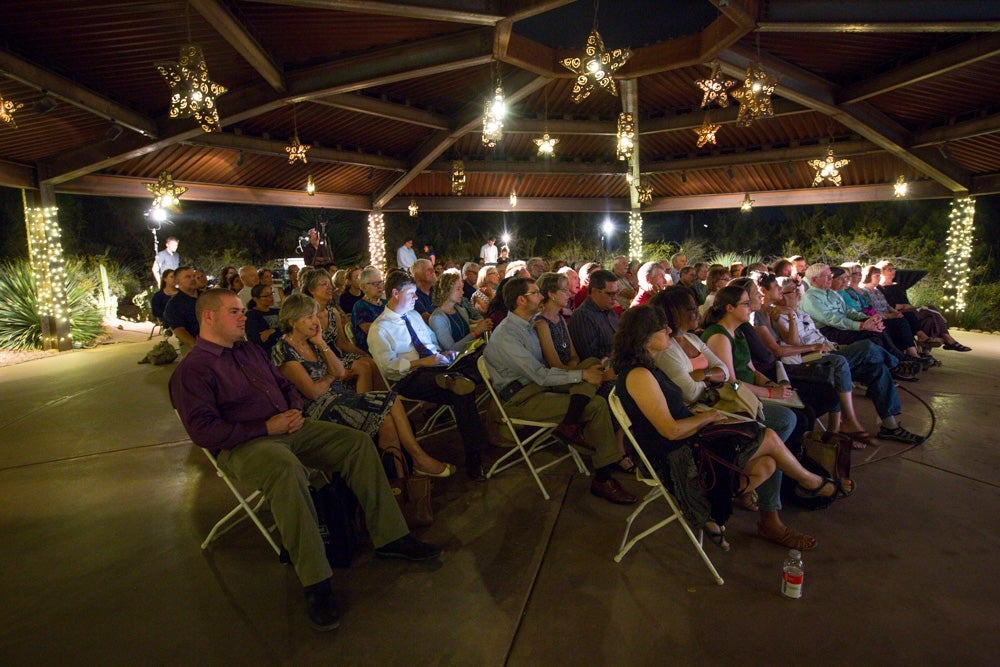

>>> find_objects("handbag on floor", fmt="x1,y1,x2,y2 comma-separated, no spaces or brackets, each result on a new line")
801,430,852,480
382,449,434,528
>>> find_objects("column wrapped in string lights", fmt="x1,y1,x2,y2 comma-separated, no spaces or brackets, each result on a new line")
942,196,975,315
628,211,643,262
24,203,71,350
367,208,386,275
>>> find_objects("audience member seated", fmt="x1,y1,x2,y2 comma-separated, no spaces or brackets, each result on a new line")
691,262,709,305
648,287,730,405
504,260,529,279
410,259,436,323
163,266,200,350
485,276,513,328
338,267,363,315
471,265,500,315
483,277,636,505
429,270,492,352
245,283,281,352
572,262,603,308
612,256,638,310
302,269,379,391
284,264,300,296
258,268,284,307
272,293,455,478
151,269,177,323
701,285,806,527
218,266,238,290
568,269,620,361
557,266,581,317
534,272,585,370
698,265,731,320
236,265,258,306
614,305,851,552
773,277,925,444
462,262,480,301
527,257,547,279
369,271,489,479
630,261,667,308
876,261,971,352
170,288,440,631
350,267,387,354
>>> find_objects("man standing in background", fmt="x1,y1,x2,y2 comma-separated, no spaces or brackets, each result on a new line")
152,236,180,285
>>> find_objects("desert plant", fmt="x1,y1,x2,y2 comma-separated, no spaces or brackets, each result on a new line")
0,259,104,350
547,239,605,267
707,251,763,270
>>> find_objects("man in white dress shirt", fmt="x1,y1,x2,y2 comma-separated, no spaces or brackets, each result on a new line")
396,237,417,272
369,271,488,478
479,237,499,265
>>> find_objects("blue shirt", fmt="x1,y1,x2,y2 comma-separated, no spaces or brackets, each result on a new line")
483,312,582,395
397,245,417,271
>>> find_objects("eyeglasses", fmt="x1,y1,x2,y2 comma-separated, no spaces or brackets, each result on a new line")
737,300,751,307
524,290,541,297
367,280,384,287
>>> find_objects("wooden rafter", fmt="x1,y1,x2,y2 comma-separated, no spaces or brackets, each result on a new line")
190,0,285,92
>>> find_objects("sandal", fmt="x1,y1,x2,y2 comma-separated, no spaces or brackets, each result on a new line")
842,429,872,445
703,523,730,552
616,454,637,474
735,489,759,512
797,476,854,500
757,522,817,551
943,342,972,352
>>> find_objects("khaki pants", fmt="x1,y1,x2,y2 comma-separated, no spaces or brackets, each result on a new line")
218,419,408,587
501,368,620,470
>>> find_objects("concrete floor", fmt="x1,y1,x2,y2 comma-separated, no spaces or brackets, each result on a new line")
2,330,999,666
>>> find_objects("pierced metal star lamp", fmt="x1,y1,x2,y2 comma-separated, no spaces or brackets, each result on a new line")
695,113,721,148
1,93,25,128
617,112,635,161
451,161,466,196
560,28,631,104
286,135,310,164
696,61,736,109
408,199,419,216
731,61,776,127
740,192,755,212
808,144,850,187
144,171,187,211
636,180,653,205
893,175,908,198
156,44,227,133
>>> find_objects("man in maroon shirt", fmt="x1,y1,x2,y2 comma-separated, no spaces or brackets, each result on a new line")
170,289,439,631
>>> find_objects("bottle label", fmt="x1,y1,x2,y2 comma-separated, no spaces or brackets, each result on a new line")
782,568,804,598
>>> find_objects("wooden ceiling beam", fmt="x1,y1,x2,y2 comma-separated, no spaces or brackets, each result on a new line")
0,48,158,139
241,0,503,25
372,71,550,208
57,174,371,210
0,159,35,189
39,29,493,185
312,93,450,130
719,45,971,193
185,133,408,171
190,0,285,92
913,113,1000,147
840,34,1000,104
757,0,1000,32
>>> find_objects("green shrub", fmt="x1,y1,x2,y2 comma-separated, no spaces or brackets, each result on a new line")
0,258,104,350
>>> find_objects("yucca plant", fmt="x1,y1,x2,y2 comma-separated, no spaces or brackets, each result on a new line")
0,259,104,350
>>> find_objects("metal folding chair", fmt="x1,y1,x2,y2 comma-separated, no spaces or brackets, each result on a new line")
373,359,457,440
607,389,724,585
477,356,589,500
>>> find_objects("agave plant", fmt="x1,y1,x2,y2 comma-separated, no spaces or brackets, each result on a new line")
0,259,104,350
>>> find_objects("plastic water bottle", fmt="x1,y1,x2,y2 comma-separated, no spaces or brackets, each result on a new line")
781,549,804,599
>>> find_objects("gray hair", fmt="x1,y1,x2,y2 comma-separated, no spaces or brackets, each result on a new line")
359,266,382,285
278,293,319,333
302,268,331,298
804,263,828,283
411,258,432,275
462,261,480,275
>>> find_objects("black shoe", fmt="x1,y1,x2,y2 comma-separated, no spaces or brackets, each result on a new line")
435,372,476,396
589,477,639,505
375,534,442,561
891,370,919,383
877,425,926,445
304,580,340,632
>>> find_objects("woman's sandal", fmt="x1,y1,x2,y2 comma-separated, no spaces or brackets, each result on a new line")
943,342,972,352
734,489,759,511
757,522,817,551
703,524,730,552
616,454,637,474
797,476,854,500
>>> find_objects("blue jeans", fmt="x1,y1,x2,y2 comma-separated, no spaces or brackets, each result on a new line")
833,341,901,418
756,403,796,512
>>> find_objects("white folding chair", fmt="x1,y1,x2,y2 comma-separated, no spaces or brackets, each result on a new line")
176,411,283,558
477,356,589,500
374,358,457,440
607,389,724,585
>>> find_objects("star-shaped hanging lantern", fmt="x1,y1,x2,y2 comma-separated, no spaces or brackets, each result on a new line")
560,29,631,104
893,175,908,198
534,132,559,157
731,61,776,127
144,171,187,211
1,94,25,128
695,61,736,109
695,114,721,148
740,192,755,212
156,44,227,133
808,144,850,187
285,135,311,164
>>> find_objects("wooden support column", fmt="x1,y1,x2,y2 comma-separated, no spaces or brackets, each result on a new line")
22,185,72,351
